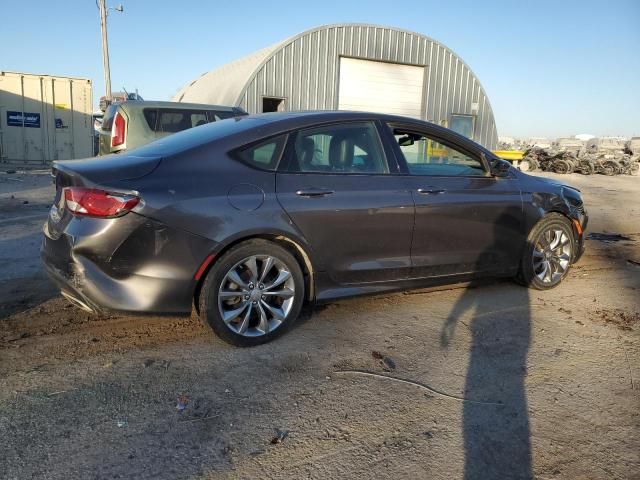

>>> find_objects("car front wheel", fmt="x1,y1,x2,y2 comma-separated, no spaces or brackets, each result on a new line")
518,213,576,290
199,239,305,347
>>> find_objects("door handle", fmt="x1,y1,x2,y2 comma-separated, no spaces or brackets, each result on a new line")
416,188,447,195
295,188,335,197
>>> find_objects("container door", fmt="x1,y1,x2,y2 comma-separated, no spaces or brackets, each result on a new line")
0,74,47,164
51,78,75,161
71,78,93,158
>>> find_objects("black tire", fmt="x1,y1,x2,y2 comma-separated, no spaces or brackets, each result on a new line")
530,158,540,171
519,158,534,172
600,160,618,176
553,159,572,174
578,161,595,175
516,213,576,290
198,239,305,347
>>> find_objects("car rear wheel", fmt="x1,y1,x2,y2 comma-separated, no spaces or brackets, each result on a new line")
199,239,305,347
517,213,575,290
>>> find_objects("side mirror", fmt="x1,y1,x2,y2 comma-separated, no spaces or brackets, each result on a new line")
398,135,414,147
491,159,512,177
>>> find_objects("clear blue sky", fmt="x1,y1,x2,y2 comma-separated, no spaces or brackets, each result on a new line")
2,0,638,138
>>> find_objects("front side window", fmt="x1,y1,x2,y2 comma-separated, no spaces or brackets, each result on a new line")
287,122,389,174
391,127,486,176
234,135,287,171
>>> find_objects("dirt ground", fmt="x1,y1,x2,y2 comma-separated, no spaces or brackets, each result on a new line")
0,170,638,479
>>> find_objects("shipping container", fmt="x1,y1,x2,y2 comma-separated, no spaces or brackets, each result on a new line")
0,71,93,166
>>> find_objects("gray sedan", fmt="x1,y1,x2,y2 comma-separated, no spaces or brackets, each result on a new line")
42,111,588,346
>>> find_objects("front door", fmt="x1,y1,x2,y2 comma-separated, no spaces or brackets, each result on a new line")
386,124,524,278
276,121,414,285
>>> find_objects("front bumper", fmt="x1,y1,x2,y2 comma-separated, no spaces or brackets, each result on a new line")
41,213,216,315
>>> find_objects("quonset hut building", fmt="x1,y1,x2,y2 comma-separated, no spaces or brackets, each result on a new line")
174,24,497,148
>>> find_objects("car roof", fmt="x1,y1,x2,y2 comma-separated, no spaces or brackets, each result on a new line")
239,110,454,133
118,100,242,111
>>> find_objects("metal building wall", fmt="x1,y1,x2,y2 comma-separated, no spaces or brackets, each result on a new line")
239,25,497,148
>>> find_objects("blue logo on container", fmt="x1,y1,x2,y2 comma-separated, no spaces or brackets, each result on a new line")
7,111,41,128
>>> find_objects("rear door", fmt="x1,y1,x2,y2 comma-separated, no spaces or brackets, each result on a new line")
385,123,524,278
276,121,414,285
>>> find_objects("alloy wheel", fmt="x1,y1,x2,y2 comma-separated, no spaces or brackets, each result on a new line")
218,255,295,337
532,228,572,285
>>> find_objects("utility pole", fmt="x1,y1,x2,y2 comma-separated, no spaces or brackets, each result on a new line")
98,0,112,102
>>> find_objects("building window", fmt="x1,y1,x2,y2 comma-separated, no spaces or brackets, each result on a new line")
450,114,475,139
262,97,286,113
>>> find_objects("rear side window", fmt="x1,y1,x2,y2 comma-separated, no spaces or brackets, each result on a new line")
234,135,287,171
143,109,158,130
158,110,196,133
143,108,238,132
101,105,118,131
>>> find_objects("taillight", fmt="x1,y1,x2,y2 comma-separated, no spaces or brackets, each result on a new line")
64,187,140,218
111,111,126,147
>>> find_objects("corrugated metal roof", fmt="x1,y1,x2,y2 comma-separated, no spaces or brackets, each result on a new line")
172,23,498,148
173,44,283,105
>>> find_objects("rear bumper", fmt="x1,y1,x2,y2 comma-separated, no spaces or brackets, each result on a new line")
42,259,99,313
41,213,216,315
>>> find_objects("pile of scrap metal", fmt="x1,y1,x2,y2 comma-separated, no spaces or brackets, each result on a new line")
519,138,640,176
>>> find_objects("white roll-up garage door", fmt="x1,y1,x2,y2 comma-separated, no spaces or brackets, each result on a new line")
338,58,425,119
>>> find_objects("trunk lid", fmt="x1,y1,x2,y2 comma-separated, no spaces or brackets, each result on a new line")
53,153,161,186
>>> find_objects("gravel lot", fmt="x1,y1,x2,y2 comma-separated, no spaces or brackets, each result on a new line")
0,170,638,479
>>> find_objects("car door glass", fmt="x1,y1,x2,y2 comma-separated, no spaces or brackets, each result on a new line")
288,122,389,174
143,109,158,130
158,110,209,133
393,129,485,176
158,111,189,133
209,111,235,121
235,135,287,171
191,113,208,128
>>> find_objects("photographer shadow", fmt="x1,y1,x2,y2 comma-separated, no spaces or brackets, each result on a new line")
441,214,533,480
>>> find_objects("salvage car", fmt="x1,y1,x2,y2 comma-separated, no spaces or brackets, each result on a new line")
42,111,588,346
98,100,247,155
